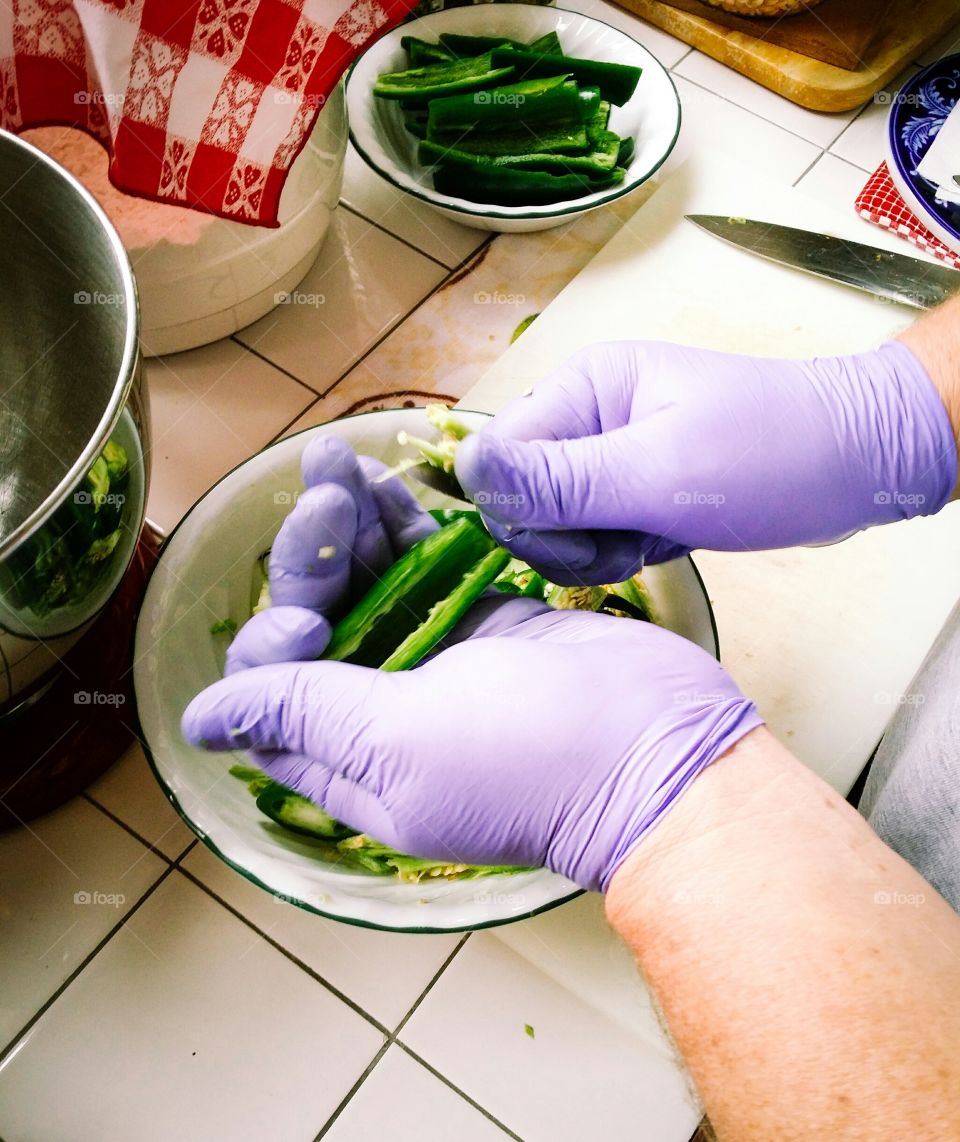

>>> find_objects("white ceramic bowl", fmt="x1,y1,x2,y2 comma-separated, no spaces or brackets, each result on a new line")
26,84,348,356
138,84,348,355
346,6,681,233
134,409,717,933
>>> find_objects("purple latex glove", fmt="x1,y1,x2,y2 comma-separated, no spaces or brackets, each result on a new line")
453,340,958,585
185,608,761,892
185,442,763,892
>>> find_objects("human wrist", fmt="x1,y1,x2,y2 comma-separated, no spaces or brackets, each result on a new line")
603,726,789,935
552,688,761,893
840,340,957,524
896,295,960,500
593,712,767,909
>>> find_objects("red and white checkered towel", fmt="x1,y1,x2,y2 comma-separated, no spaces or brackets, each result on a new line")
856,162,960,271
0,0,417,227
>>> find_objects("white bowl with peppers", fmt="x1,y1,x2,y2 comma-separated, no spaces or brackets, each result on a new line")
346,5,682,232
134,408,717,933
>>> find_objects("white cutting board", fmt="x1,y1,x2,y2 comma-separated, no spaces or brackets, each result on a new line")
472,152,960,1111
466,148,960,793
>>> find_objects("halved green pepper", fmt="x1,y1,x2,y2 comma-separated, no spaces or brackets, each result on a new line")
419,139,621,178
256,782,357,840
323,515,499,668
379,546,510,670
426,73,575,134
426,75,588,155
373,52,515,106
490,46,642,106
529,30,564,55
582,99,611,145
401,35,454,67
433,159,623,206
438,32,524,56
431,125,589,157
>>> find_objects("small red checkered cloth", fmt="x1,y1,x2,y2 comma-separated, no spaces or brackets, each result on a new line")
0,0,417,227
856,161,960,270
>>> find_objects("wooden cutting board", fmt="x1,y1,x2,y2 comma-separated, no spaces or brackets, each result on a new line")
653,0,885,70
618,0,960,110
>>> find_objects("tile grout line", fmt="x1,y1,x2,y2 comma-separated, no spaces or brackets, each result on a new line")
249,232,495,415
81,790,193,867
173,870,516,1139
389,932,471,1040
267,394,323,445
672,72,863,152
826,62,924,165
227,335,327,399
394,1041,524,1141
312,932,526,1142
339,200,461,271
175,864,391,1035
316,236,496,400
310,1039,394,1141
797,150,878,184
171,838,200,866
667,46,694,72
232,230,493,402
829,151,877,176
791,149,828,188
0,865,176,1065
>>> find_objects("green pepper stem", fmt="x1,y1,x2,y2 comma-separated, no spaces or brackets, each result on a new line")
397,430,457,473
425,403,473,441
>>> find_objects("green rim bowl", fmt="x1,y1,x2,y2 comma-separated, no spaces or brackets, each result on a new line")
346,5,681,233
133,409,717,932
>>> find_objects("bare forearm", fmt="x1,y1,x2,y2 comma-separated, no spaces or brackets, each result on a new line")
605,727,960,1141
898,292,960,497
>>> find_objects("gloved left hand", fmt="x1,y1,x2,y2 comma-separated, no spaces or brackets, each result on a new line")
224,433,440,675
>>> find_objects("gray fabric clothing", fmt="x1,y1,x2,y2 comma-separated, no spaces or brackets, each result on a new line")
858,597,960,912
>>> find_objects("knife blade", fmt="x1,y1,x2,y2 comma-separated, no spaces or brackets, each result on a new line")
404,459,471,504
685,215,960,310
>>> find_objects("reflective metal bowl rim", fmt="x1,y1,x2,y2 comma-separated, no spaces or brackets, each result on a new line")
0,129,140,560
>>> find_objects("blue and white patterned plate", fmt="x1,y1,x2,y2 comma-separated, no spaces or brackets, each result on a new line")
884,53,960,253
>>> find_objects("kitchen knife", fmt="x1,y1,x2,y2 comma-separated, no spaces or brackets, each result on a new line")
686,215,960,310
403,458,471,504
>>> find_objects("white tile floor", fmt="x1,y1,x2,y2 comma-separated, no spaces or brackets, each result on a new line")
1,5,954,1139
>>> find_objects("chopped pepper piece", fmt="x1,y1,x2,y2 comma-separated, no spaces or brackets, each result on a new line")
373,53,515,105
323,515,497,668
433,160,623,206
419,139,622,178
490,46,642,106
400,35,454,67
426,73,577,136
438,32,525,56
529,30,563,55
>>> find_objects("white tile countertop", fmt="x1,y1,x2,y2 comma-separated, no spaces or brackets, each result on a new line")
3,6,960,1141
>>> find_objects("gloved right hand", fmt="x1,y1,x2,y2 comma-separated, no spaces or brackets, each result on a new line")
454,339,958,584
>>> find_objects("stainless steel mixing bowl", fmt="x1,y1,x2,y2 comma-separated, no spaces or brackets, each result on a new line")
0,129,148,712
